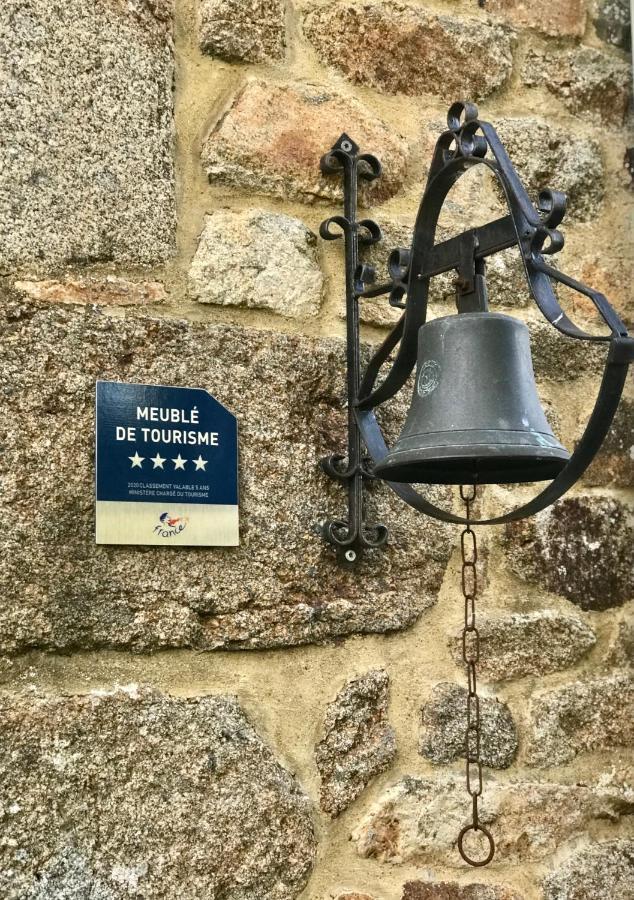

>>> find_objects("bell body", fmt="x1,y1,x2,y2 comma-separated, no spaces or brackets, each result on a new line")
373,312,570,485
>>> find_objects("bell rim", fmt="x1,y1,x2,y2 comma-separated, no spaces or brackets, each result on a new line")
373,443,570,485
388,427,567,458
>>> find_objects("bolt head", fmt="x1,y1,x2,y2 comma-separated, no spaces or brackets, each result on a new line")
345,549,357,562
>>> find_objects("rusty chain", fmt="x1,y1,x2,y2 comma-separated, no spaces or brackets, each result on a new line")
457,484,495,867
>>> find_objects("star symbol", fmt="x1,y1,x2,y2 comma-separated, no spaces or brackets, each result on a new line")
129,451,144,469
172,454,187,470
193,455,208,471
151,453,166,469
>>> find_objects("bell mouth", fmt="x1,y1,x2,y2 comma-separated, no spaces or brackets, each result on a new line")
373,431,570,485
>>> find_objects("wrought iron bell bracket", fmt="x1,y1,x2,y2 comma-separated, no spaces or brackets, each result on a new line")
316,133,388,566
318,101,634,561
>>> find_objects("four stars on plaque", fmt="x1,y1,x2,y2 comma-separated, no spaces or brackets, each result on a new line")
128,451,208,471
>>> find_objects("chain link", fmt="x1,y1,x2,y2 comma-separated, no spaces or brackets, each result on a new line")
457,484,495,868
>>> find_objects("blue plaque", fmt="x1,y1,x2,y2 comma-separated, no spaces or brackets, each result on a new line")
96,381,239,546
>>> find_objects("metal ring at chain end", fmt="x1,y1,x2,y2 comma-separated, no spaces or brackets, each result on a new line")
457,824,495,868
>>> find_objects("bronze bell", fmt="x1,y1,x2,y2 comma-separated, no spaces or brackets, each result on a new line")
373,312,570,485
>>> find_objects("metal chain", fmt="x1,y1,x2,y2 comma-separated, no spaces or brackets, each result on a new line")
457,484,495,868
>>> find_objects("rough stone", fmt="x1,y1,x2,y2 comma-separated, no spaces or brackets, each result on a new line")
202,80,409,205
578,253,634,329
525,673,634,766
484,248,532,307
0,687,316,898
593,0,631,50
448,611,597,681
403,883,523,900
316,669,397,817
543,840,634,899
13,277,166,307
0,0,175,272
527,320,607,383
605,617,634,668
419,683,517,769
198,0,285,62
504,495,633,611
303,2,515,100
351,775,634,866
0,299,455,653
583,397,634,487
188,209,323,319
521,46,631,126
494,118,604,222
485,0,586,37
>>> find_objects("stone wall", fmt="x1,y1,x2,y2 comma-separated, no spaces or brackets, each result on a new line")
0,0,632,898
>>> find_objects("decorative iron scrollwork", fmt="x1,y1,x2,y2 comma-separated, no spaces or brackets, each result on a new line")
317,133,388,565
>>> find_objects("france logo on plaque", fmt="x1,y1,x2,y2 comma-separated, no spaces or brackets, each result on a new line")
96,381,238,546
